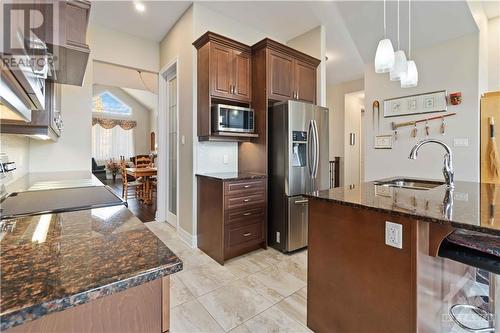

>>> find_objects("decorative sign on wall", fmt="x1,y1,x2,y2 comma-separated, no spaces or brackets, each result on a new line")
383,90,447,118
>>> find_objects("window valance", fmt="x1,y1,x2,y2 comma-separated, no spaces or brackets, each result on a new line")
92,117,137,130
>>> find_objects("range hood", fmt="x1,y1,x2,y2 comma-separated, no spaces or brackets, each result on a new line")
0,64,32,122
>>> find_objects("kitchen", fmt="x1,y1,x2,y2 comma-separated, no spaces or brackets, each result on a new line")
1,1,499,333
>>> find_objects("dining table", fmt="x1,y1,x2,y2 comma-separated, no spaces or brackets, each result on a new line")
125,167,157,205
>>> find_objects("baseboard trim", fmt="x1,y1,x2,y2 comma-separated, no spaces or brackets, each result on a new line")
177,226,197,248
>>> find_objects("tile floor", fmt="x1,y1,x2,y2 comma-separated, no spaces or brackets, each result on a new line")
145,221,311,333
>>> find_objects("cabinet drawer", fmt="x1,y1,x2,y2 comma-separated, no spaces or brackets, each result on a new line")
226,206,265,225
225,192,266,210
226,221,264,249
225,179,266,196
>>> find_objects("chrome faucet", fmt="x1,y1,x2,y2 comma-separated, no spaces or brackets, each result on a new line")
409,139,455,188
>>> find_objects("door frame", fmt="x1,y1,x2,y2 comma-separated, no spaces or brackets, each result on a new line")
157,58,179,229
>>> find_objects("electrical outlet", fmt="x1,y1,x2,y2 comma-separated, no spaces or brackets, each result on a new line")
276,231,280,243
453,138,469,147
223,154,229,165
385,221,403,249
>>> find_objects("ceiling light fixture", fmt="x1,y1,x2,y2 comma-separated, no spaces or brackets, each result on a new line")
134,2,145,13
401,0,418,88
389,0,408,81
374,0,395,73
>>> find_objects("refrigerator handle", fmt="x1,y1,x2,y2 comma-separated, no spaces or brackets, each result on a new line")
312,119,319,179
308,120,314,177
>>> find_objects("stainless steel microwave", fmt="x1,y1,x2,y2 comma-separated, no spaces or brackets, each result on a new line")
211,104,255,133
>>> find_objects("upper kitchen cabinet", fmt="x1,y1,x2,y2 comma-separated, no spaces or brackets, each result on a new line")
253,39,320,104
194,32,252,104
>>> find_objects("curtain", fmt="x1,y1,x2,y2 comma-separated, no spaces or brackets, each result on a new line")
92,117,137,130
92,125,135,163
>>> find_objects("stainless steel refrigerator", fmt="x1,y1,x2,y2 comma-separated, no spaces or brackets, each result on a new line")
269,100,329,253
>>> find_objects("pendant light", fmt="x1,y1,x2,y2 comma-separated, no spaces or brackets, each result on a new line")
390,0,408,81
401,0,418,88
374,0,395,73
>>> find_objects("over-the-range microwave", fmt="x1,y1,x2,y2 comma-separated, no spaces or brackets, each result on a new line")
211,104,255,134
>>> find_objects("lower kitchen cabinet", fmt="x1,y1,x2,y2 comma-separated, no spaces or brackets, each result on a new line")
196,175,267,264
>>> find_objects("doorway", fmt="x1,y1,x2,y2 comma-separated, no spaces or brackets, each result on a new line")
344,90,365,186
158,60,179,228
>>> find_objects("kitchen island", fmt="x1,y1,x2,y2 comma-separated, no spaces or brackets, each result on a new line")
0,205,182,332
306,179,499,333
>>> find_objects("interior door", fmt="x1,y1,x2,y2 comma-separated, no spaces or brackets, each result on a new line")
287,101,313,196
232,50,251,102
210,43,233,100
268,50,294,101
295,60,316,104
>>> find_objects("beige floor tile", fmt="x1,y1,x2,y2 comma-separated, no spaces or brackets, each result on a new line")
170,274,195,308
242,274,285,304
247,265,306,299
176,247,218,271
275,293,307,326
242,306,310,333
228,324,252,333
197,279,273,331
225,254,271,278
170,299,224,333
245,248,286,265
176,263,237,297
277,256,307,282
295,286,307,300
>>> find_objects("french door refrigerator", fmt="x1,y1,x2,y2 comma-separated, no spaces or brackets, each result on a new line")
269,100,329,252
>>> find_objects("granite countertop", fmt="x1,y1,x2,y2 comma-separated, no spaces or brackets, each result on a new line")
196,172,267,181
0,206,183,330
305,178,500,237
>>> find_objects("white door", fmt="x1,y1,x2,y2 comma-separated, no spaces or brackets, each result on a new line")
166,74,178,226
344,91,364,186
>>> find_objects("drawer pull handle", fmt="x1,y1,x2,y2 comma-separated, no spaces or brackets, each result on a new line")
294,199,309,205
243,199,251,202
244,185,251,188
243,232,252,237
243,212,252,216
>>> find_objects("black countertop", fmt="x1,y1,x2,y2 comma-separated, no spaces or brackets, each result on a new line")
0,205,182,330
305,179,500,237
196,172,267,181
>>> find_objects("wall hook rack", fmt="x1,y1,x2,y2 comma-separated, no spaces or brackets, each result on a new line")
391,112,457,131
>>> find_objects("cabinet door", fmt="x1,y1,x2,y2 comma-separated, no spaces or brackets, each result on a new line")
295,60,316,104
210,44,233,99
268,50,294,101
232,50,251,102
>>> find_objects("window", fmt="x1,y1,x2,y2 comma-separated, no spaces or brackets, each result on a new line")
93,91,132,115
92,125,135,162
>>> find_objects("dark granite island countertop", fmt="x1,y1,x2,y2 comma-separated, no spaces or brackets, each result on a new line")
305,179,500,237
0,205,183,330
196,172,267,181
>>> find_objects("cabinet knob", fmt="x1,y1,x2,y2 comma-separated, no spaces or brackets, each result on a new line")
244,185,251,188
243,232,252,237
243,198,250,202
243,212,252,216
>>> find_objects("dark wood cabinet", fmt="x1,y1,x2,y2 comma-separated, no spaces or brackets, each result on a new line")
268,50,294,101
194,32,253,141
1,81,62,140
197,176,267,264
294,60,317,104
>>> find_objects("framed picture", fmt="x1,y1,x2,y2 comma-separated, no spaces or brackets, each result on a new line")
383,90,447,118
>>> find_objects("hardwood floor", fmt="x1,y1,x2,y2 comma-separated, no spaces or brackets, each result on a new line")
103,178,157,223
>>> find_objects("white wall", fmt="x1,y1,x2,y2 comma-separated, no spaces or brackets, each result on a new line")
286,25,327,106
29,25,159,173
93,84,152,156
489,16,500,91
0,135,30,184
364,33,480,182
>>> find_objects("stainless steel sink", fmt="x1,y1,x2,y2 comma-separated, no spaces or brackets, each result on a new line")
374,178,445,190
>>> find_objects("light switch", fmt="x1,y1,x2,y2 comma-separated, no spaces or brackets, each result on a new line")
223,154,229,164
181,135,185,145
385,221,403,249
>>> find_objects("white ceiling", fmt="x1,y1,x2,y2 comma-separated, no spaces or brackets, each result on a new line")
122,88,158,111
89,1,482,85
482,1,500,19
89,1,191,41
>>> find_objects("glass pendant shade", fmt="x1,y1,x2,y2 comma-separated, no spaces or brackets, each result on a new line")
390,50,408,81
401,60,418,88
374,39,395,73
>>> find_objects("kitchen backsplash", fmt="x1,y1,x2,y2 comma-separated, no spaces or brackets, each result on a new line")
0,134,29,185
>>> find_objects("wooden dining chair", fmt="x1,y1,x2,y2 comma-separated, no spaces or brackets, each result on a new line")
120,159,143,202
135,156,152,168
